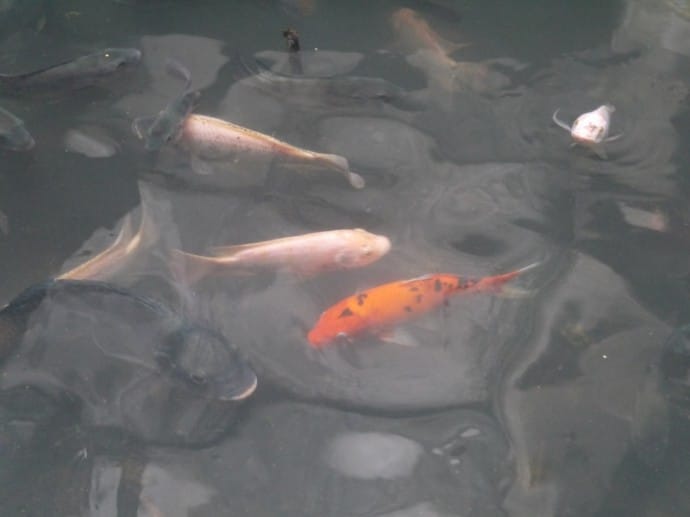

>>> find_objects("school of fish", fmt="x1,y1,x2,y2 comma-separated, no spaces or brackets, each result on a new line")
2,8,618,354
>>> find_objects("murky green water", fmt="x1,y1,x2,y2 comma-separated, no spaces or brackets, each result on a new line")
1,1,690,516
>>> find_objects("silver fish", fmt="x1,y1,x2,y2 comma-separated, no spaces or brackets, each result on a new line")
0,48,142,95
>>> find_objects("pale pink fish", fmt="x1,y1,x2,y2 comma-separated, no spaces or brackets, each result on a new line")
391,7,512,96
170,228,390,283
176,114,365,189
391,7,469,65
552,104,623,158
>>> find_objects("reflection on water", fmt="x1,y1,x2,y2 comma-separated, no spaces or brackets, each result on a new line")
1,0,690,515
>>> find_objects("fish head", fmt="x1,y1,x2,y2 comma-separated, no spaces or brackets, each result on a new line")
307,321,339,348
336,229,391,268
91,48,143,74
570,106,612,144
157,326,258,401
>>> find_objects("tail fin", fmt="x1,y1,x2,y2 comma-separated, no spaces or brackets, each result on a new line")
477,261,540,293
57,214,136,280
317,153,365,189
132,116,156,141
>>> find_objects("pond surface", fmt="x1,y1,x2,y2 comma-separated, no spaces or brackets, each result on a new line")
1,0,690,516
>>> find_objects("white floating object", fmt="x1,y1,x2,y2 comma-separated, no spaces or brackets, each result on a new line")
324,432,423,480
64,127,118,158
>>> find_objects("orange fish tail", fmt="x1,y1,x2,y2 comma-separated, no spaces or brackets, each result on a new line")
473,262,539,293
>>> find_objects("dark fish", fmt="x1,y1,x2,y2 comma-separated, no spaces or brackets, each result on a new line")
245,60,425,111
132,58,200,150
282,28,301,52
132,89,201,150
0,280,257,445
0,106,34,151
0,48,142,95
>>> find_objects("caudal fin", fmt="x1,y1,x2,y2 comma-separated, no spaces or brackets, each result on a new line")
317,153,365,189
477,261,541,293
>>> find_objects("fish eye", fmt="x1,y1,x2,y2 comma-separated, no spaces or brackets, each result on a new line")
361,245,373,257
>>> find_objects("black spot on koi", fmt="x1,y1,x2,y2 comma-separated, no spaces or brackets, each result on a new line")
434,279,442,292
356,293,368,306
404,306,413,313
339,307,354,318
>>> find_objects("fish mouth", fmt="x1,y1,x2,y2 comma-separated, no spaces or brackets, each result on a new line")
107,48,143,68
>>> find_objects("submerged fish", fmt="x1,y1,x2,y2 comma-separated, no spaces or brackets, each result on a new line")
171,228,390,283
0,48,142,95
392,7,469,64
308,263,538,347
552,104,622,159
0,106,34,150
244,61,424,111
137,112,365,188
132,58,201,151
0,280,257,444
391,8,509,95
133,89,201,151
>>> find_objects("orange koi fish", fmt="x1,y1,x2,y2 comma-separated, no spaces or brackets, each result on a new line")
307,263,538,347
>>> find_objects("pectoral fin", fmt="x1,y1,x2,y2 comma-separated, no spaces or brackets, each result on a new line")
190,154,215,175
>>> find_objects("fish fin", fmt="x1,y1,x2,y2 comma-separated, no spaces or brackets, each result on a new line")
132,116,156,141
592,145,608,160
190,154,216,175
317,153,365,189
378,328,419,347
484,57,529,71
57,213,136,280
552,109,571,132
440,38,473,56
605,132,623,143
164,58,192,90
496,286,534,299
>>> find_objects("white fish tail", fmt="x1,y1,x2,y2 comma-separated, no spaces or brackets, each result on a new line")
317,153,365,189
514,261,541,275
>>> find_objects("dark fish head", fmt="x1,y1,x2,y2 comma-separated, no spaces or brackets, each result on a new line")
134,90,199,150
157,325,258,401
84,48,142,75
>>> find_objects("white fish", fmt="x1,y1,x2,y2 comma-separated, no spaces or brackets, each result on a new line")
175,113,365,188
171,228,390,283
552,104,622,158
323,432,423,480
